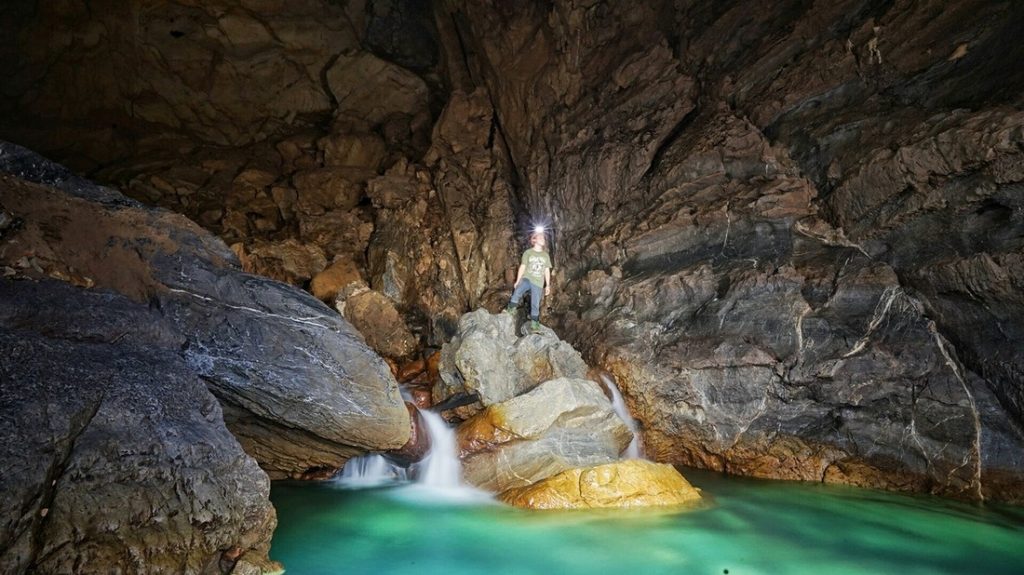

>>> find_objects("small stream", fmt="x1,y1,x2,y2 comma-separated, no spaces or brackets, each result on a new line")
270,470,1024,575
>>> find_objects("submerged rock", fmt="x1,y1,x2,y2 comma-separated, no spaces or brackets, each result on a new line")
498,460,703,510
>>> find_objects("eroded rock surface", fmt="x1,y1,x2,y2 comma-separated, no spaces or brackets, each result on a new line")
456,376,631,494
432,310,631,493
434,310,589,418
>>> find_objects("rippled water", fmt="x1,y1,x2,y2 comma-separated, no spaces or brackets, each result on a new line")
269,469,1024,575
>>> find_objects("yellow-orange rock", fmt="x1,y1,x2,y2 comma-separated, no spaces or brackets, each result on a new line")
310,258,363,302
498,460,703,510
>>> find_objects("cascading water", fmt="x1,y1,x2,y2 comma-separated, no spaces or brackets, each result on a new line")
600,372,645,459
414,409,463,488
334,406,477,498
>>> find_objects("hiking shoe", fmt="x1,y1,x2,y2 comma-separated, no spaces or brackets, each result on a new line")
503,305,516,315
530,320,541,333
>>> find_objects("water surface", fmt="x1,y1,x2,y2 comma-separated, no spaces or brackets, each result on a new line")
270,470,1024,575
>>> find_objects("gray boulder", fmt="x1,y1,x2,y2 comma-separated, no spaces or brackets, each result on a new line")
435,309,590,418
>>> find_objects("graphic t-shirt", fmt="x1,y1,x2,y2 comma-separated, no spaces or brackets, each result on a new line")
521,248,552,288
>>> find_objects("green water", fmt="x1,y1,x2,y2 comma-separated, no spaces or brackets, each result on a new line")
269,470,1024,575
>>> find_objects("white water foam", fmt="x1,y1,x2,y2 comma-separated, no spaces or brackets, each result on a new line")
600,372,645,459
335,454,406,488
335,408,492,502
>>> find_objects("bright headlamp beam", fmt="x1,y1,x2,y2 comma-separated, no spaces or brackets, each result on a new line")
534,225,545,234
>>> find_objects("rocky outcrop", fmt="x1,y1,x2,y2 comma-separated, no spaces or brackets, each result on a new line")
0,280,277,574
429,310,632,492
0,141,410,481
498,460,703,510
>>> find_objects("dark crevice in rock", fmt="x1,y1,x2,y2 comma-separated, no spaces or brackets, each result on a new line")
29,395,104,568
640,100,702,185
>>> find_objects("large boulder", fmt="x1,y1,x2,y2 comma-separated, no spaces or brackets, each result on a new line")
0,280,278,574
434,309,589,417
0,142,411,480
434,310,524,412
326,52,430,128
498,460,703,510
336,283,418,360
458,377,632,492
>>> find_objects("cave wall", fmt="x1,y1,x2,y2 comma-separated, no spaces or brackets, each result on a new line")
2,0,1023,502
436,0,1024,500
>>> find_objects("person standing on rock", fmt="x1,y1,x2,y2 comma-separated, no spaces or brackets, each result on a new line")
505,229,552,333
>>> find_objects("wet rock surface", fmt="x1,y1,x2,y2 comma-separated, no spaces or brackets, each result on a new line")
433,310,632,492
0,141,411,481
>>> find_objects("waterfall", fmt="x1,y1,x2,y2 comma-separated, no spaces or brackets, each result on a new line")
600,372,645,459
333,407,469,494
415,409,463,488
336,454,406,487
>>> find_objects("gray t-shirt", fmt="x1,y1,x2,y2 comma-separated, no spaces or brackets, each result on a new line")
521,248,551,287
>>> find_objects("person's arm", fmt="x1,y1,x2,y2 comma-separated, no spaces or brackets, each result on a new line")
515,264,526,285
544,266,551,296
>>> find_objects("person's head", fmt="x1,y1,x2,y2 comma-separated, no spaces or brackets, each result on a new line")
530,231,546,249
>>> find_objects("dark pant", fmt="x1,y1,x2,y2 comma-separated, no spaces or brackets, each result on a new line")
509,280,543,320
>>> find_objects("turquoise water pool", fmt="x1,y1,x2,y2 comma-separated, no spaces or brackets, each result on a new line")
269,470,1024,575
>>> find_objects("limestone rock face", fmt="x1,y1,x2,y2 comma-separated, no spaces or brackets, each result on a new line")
0,142,410,481
563,111,1024,502
0,279,277,574
498,460,703,510
458,377,632,492
424,89,518,310
0,1,365,163
365,159,470,345
437,1,1024,503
